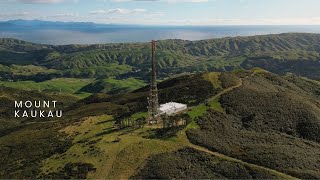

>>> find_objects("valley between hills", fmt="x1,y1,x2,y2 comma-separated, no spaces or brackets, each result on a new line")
0,33,320,179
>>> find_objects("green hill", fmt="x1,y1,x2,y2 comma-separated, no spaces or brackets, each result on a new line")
186,71,320,179
79,78,146,95
0,69,319,179
1,33,320,81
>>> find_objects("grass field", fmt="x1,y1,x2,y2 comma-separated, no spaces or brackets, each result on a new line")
97,78,146,94
0,78,94,98
203,72,222,89
130,112,148,120
40,115,184,179
187,105,208,120
40,109,201,178
40,99,299,179
79,77,146,95
208,97,224,113
0,64,58,76
40,105,213,178
0,76,146,98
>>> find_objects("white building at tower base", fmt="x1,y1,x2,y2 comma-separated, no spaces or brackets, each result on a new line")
159,102,187,116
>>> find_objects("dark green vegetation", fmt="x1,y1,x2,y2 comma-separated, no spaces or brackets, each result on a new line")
187,72,320,179
133,148,280,179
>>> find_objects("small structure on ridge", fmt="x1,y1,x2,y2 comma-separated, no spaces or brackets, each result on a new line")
159,102,188,116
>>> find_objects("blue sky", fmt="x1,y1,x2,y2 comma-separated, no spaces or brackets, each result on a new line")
0,0,320,25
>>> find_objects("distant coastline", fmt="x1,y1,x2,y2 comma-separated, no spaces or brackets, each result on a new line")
1,20,320,45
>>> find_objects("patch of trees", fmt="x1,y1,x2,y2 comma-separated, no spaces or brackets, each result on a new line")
161,113,189,128
118,117,147,129
143,114,190,139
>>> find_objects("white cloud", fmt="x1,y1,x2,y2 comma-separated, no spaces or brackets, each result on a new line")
49,13,77,17
90,8,147,15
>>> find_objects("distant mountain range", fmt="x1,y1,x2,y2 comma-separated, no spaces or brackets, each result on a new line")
0,19,149,32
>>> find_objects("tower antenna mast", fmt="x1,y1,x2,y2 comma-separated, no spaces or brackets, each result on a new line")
148,40,159,124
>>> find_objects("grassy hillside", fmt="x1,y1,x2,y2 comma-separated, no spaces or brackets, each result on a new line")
1,33,320,81
0,78,93,98
0,64,57,76
0,70,319,179
133,148,286,179
0,76,146,98
187,72,320,179
40,115,182,179
0,70,225,178
79,78,146,95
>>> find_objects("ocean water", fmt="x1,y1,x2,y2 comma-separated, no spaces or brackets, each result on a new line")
1,25,320,45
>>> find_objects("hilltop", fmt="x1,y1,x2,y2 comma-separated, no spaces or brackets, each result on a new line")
0,69,319,179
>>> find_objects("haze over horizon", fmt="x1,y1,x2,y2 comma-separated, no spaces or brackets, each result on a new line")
0,0,320,25
1,0,320,44
2,19,320,44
